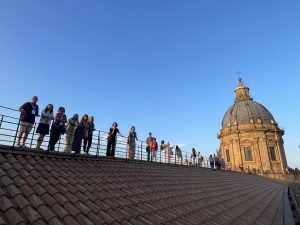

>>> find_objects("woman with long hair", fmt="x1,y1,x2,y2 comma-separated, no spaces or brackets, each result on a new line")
83,116,95,154
48,107,67,151
72,114,89,154
36,104,54,150
64,114,79,153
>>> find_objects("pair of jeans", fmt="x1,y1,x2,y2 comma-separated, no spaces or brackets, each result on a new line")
106,140,116,157
83,134,92,153
48,128,60,151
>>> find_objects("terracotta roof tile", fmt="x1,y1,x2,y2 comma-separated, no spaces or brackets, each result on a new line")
0,187,5,197
4,207,25,225
94,199,110,211
22,205,42,223
44,184,58,196
63,215,81,225
12,175,27,187
23,163,35,172
19,184,35,197
18,169,30,179
36,177,49,186
86,212,105,225
75,201,92,215
75,213,94,225
40,193,56,207
48,217,64,225
31,219,47,225
63,201,81,217
0,175,14,186
51,203,69,219
52,193,68,206
36,205,56,222
0,215,6,225
13,194,31,209
12,162,24,171
1,161,13,170
97,210,115,224
32,184,46,196
6,168,19,178
0,195,14,211
6,183,22,196
127,217,145,225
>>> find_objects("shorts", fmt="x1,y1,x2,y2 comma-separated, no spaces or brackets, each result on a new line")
20,121,33,133
36,123,50,135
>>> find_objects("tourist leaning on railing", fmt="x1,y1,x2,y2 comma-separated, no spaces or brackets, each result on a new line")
127,126,138,160
175,145,182,163
48,107,67,151
106,122,122,158
150,137,158,162
72,114,88,154
64,114,79,153
145,132,153,162
191,148,196,165
197,152,204,167
16,96,39,148
83,116,95,154
36,104,54,150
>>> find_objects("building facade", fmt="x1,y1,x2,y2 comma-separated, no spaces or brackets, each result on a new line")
218,78,288,174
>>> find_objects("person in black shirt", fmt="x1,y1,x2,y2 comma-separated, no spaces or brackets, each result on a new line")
106,122,122,157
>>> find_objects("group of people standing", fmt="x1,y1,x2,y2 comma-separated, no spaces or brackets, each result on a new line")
17,96,95,154
16,97,211,165
209,154,225,170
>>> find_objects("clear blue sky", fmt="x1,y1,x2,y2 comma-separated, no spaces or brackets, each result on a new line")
0,1,299,167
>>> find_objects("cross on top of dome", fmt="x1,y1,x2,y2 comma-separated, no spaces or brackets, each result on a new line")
237,72,244,87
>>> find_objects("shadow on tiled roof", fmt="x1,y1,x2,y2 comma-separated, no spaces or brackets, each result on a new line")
0,147,286,225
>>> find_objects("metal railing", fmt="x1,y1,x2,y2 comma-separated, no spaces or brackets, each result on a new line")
0,105,213,168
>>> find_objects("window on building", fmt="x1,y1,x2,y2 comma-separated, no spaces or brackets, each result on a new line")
226,149,230,162
269,147,276,161
244,147,253,161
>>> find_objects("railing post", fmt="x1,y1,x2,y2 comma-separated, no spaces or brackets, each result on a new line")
141,141,144,161
57,134,61,152
141,141,143,161
0,115,4,128
29,122,37,149
160,149,161,163
185,152,188,166
12,118,21,150
175,151,177,165
96,131,101,156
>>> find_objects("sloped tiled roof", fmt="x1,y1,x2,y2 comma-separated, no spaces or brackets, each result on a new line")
0,147,286,225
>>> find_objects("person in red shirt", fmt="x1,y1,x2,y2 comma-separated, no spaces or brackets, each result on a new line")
150,137,158,162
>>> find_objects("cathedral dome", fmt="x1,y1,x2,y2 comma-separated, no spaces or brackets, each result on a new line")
222,78,275,128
